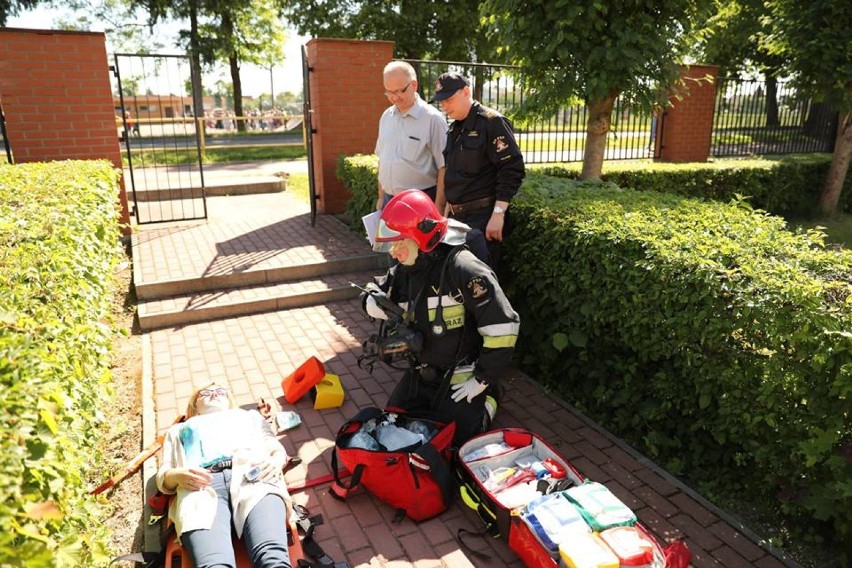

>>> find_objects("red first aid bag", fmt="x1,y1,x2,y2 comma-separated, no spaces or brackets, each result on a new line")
329,407,456,521
456,428,690,567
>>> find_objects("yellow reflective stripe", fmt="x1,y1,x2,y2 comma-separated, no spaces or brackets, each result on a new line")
427,295,462,308
450,370,473,385
427,304,465,322
460,485,479,509
482,335,518,349
479,322,520,337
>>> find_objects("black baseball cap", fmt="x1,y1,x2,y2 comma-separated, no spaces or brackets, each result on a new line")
430,72,470,102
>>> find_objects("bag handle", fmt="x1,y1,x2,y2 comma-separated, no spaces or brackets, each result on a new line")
413,441,456,507
329,446,365,497
330,406,382,498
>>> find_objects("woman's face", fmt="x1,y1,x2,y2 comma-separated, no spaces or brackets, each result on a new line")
390,238,419,266
194,385,230,415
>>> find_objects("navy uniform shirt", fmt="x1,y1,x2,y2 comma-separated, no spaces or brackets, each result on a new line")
443,101,525,205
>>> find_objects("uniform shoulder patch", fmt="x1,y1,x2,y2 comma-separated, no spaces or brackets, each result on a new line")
467,276,489,299
493,136,509,153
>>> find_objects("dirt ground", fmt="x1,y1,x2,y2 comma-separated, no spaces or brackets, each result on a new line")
99,246,147,561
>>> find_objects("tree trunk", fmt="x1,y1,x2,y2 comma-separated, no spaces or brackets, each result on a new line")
221,12,246,133
765,75,780,128
818,110,852,217
580,93,618,180
188,4,205,136
229,54,245,133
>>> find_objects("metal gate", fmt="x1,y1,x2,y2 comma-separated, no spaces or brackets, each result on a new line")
301,45,318,226
111,53,207,224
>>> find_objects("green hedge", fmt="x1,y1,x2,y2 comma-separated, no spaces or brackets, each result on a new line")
337,153,852,225
338,153,379,236
505,176,851,550
0,161,123,566
531,154,852,217
337,154,852,549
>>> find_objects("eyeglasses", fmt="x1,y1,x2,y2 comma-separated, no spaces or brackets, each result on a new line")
199,387,228,398
384,81,412,98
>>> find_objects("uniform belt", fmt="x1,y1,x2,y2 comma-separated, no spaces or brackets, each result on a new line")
205,459,233,472
448,196,496,216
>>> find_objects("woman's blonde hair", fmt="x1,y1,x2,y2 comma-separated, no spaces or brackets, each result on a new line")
185,382,237,418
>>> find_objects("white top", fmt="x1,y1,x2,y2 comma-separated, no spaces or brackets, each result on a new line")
156,408,290,539
375,94,448,194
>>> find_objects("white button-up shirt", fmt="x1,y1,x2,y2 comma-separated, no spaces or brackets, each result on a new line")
375,94,448,195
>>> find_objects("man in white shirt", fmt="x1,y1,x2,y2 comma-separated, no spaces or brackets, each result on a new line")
375,61,448,211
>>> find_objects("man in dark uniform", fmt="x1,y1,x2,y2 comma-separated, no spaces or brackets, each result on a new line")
432,72,526,271
360,189,520,444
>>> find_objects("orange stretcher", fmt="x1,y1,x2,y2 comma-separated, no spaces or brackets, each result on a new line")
162,503,305,568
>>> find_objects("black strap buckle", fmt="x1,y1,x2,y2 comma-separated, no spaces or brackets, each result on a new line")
205,458,232,472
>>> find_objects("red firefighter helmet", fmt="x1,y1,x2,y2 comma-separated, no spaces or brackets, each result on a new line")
375,189,448,252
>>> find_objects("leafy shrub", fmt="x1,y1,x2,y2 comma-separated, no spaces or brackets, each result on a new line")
531,154,852,217
0,160,123,566
504,175,852,551
338,154,378,236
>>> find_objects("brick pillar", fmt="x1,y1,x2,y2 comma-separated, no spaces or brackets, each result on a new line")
0,28,129,229
306,38,394,214
655,64,719,163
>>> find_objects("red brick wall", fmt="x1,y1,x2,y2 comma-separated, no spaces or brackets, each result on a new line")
306,38,394,214
656,64,720,163
0,28,129,228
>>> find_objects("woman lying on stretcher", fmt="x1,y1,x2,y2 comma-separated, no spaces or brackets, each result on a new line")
157,383,293,568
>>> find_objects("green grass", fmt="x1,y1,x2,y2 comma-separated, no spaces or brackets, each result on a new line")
123,145,306,167
517,130,653,154
792,213,852,249
712,129,824,147
287,172,310,203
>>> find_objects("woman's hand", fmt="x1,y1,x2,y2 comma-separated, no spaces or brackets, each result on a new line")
164,467,213,492
253,451,288,483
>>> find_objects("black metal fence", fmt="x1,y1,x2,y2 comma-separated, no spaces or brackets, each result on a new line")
407,59,656,164
111,53,207,224
711,77,837,157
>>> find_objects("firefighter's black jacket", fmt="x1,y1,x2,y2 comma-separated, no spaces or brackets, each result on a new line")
373,243,520,384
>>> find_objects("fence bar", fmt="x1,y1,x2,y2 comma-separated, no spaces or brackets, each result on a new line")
711,76,836,158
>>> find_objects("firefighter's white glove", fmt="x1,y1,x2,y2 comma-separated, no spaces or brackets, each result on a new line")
450,378,488,403
365,294,389,320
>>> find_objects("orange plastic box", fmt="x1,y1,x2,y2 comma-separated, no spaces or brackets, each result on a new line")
282,356,325,404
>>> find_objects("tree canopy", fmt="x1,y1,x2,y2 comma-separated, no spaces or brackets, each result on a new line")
693,0,788,127
765,0,852,215
132,0,285,128
482,0,707,179
282,0,501,62
0,0,41,27
693,0,785,79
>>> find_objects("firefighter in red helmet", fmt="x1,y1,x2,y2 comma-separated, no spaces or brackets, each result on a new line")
360,189,520,444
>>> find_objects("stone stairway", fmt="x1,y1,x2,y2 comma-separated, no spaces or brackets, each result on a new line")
136,255,386,330
131,171,387,331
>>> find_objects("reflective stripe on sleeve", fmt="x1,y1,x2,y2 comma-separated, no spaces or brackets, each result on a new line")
478,322,520,349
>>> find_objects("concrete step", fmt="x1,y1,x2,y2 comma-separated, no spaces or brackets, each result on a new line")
137,269,382,330
131,177,285,201
135,254,388,301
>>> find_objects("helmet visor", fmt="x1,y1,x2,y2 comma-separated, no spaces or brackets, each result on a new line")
372,219,402,252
